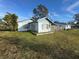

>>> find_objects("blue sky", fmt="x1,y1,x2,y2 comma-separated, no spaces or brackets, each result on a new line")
0,0,79,22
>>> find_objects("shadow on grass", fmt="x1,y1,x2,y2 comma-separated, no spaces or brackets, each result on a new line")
0,36,79,59
18,30,36,35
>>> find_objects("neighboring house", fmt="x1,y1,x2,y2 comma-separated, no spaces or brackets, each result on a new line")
18,17,54,34
69,20,79,29
54,21,72,30
64,24,71,30
54,21,66,31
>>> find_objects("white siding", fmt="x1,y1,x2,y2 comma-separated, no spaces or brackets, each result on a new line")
30,23,38,32
37,18,51,33
65,25,71,30
18,17,52,33
18,20,32,31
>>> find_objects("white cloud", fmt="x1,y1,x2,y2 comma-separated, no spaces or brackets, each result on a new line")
53,12,59,17
49,11,60,18
18,16,27,21
0,12,6,18
66,1,79,14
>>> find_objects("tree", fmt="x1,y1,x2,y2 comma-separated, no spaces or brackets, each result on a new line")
11,14,18,31
74,13,79,28
33,4,48,18
3,12,18,31
33,8,38,17
74,13,79,21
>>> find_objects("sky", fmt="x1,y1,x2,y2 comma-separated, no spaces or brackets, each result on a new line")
0,0,79,22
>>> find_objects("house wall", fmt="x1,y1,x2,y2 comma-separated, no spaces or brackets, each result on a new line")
18,18,53,33
37,18,51,33
65,25,71,30
30,22,38,32
18,20,32,31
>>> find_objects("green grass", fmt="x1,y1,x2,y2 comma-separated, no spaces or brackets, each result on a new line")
0,30,79,59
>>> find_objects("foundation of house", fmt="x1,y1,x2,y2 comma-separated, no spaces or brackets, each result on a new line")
32,31,54,36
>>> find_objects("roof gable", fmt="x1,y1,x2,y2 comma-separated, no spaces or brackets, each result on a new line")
37,17,54,25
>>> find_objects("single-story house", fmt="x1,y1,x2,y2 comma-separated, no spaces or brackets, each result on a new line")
54,22,66,31
64,24,71,30
18,17,54,34
54,21,72,30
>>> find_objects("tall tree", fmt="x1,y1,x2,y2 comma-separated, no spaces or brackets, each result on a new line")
3,12,18,31
33,4,48,18
74,13,79,21
11,14,18,31
74,13,79,28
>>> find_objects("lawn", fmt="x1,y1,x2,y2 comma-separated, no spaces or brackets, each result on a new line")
0,30,79,59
